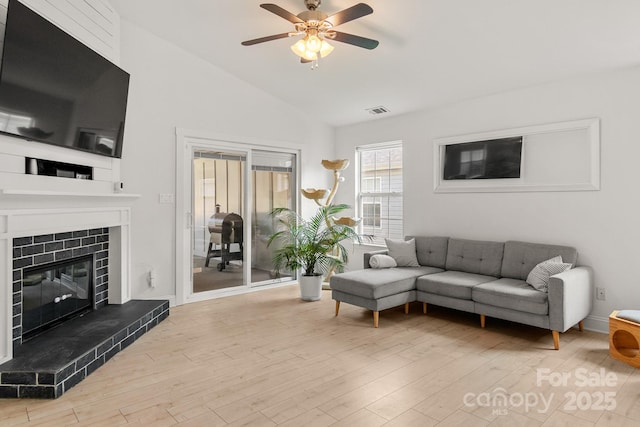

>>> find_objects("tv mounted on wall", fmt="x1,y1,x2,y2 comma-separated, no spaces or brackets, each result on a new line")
0,0,130,158
443,136,523,180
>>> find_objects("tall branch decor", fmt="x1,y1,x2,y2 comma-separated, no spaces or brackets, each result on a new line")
268,159,364,301
301,159,360,286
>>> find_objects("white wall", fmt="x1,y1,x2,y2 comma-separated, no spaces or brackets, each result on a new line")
117,21,334,302
335,66,640,333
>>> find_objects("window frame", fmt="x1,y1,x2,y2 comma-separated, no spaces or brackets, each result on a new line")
356,141,403,246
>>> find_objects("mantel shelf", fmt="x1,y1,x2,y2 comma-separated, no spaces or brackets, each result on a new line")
0,189,141,198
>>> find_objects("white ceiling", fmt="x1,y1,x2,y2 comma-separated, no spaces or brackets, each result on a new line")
109,0,640,127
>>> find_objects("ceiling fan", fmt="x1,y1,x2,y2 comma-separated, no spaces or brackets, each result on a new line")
241,0,379,65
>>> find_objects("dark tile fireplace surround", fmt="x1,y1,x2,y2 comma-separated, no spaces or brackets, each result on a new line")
0,228,169,399
12,229,111,347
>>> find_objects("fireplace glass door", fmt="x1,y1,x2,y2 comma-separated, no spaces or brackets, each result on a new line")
22,255,93,339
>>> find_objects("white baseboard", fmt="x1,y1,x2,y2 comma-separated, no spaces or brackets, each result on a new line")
582,314,609,334
145,295,177,307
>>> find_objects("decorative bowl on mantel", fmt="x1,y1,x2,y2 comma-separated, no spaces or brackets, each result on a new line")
300,188,328,200
321,159,350,171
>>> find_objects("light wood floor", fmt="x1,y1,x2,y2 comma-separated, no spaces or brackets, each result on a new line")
1,285,638,426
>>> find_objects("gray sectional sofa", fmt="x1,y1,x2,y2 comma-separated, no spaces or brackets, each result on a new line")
330,236,593,350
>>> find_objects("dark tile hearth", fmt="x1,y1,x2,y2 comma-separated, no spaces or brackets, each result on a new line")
0,300,169,399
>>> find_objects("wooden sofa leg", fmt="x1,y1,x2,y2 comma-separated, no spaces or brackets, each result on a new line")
335,301,340,316
480,314,486,328
578,320,584,332
404,303,410,314
423,303,427,314
373,311,379,328
552,331,560,350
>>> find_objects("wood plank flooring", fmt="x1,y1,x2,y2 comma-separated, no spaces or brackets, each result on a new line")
1,285,638,426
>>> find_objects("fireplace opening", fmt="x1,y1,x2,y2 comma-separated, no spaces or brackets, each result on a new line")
22,254,95,341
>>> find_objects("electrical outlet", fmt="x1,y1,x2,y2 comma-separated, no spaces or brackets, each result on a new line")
596,287,606,301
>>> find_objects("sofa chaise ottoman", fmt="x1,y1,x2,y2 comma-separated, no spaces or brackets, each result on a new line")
330,236,593,350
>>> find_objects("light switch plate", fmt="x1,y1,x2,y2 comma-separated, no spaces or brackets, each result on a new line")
159,193,175,204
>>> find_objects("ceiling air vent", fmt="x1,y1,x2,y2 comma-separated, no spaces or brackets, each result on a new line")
366,106,390,115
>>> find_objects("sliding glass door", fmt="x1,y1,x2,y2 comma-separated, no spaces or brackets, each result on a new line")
251,150,296,285
184,142,298,300
192,150,246,293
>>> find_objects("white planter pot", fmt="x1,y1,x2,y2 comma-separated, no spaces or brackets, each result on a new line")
299,274,323,301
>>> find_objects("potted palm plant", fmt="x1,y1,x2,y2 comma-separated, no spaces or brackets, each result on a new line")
268,203,363,301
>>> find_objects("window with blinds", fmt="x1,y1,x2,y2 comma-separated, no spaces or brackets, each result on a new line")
357,142,403,245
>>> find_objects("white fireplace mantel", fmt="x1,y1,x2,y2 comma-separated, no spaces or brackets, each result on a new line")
0,206,132,364
0,189,141,198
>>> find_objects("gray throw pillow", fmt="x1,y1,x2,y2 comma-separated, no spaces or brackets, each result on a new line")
385,238,420,267
526,256,572,292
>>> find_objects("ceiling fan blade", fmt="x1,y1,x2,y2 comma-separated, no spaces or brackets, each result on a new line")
325,3,373,27
241,32,291,46
260,3,304,24
300,57,312,63
331,31,379,50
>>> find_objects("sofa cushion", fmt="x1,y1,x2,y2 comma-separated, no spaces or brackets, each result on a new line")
385,238,420,267
472,278,549,315
330,266,441,299
445,238,504,277
407,236,449,268
501,241,578,280
416,270,497,300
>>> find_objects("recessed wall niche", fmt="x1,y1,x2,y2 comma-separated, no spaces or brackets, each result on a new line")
433,118,600,193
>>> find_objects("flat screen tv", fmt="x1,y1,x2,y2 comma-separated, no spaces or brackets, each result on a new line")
443,137,523,180
0,0,130,158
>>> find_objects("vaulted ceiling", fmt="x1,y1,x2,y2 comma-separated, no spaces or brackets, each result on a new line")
110,0,640,126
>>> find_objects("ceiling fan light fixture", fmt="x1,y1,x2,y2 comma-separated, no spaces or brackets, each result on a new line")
291,38,306,56
306,34,322,52
245,1,378,66
291,35,333,60
291,38,317,60
319,39,333,57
